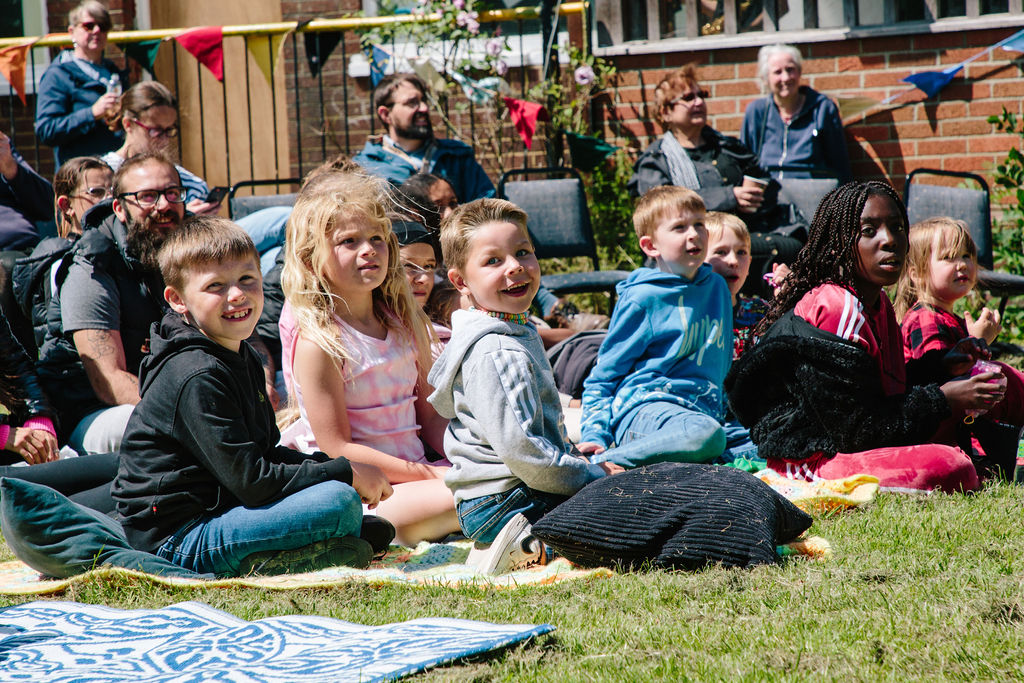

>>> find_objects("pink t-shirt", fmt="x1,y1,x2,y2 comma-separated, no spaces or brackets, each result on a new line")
794,283,906,396
279,302,438,465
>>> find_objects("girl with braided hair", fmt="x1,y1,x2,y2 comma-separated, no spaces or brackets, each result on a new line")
725,181,1001,492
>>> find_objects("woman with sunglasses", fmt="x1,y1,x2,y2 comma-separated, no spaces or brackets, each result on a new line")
628,63,805,294
35,1,128,166
101,81,220,216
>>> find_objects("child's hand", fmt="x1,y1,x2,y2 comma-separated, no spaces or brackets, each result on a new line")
940,373,1006,413
965,308,1001,345
5,427,58,465
598,461,625,475
576,441,606,456
350,462,393,509
942,337,990,377
769,263,791,294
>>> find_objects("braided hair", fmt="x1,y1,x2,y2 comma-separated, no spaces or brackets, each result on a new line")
757,180,907,333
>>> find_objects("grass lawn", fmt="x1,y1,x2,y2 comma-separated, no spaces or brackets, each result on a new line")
2,484,1024,680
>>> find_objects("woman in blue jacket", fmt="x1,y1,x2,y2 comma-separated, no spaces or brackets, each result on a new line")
34,1,126,165
741,44,851,184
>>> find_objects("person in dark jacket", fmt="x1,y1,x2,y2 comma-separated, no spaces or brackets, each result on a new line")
0,130,52,252
112,216,392,576
34,1,126,165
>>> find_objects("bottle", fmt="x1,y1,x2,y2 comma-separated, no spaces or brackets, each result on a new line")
106,73,121,96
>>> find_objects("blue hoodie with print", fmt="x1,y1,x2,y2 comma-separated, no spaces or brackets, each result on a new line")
579,264,733,448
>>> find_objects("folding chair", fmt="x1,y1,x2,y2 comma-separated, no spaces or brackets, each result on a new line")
775,176,839,225
496,167,629,301
228,178,300,220
905,168,1024,316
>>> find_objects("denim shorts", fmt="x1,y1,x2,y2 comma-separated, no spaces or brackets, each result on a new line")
457,484,568,544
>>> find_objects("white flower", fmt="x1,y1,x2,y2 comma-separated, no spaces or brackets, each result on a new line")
574,65,596,86
495,59,509,76
486,38,503,57
453,0,465,9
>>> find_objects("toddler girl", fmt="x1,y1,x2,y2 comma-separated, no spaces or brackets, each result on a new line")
726,182,1002,492
279,171,459,545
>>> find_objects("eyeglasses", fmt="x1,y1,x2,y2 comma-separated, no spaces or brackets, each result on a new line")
78,21,111,32
117,186,186,207
73,186,112,201
669,89,710,106
402,261,434,278
128,119,179,139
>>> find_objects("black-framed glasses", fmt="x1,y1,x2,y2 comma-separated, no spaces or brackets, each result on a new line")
79,21,111,32
117,186,186,207
73,186,112,200
670,89,709,106
128,119,179,139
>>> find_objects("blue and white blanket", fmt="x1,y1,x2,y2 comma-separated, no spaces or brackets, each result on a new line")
0,600,553,681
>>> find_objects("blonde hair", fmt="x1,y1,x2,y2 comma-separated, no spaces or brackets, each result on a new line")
704,211,750,246
632,185,705,240
894,216,978,320
69,1,111,29
281,170,433,375
158,216,258,293
440,198,529,273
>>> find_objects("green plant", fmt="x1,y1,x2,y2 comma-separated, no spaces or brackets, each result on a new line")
986,108,1024,342
588,148,642,271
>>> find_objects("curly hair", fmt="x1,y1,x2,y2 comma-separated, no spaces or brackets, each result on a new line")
653,63,701,127
757,180,907,333
281,170,434,378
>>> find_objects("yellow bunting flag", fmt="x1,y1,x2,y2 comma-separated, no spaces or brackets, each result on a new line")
248,33,286,85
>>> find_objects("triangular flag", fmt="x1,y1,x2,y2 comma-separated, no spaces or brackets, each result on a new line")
0,42,32,105
837,95,881,121
121,39,162,77
175,26,224,81
248,33,285,85
449,71,506,105
409,57,446,95
902,65,962,99
1001,28,1024,52
503,97,548,150
365,45,391,87
303,30,341,78
565,130,617,172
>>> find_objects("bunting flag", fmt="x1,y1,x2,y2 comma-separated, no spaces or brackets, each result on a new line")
121,39,162,77
247,33,286,85
303,28,341,78
449,71,506,105
503,97,548,149
409,57,446,95
836,95,882,122
175,26,224,81
902,65,963,99
366,44,391,87
1000,27,1024,52
0,41,32,105
564,130,617,172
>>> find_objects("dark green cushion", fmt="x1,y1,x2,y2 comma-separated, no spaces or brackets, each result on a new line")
0,477,204,579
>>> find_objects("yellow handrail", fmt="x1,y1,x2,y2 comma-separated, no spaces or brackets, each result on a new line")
0,2,583,49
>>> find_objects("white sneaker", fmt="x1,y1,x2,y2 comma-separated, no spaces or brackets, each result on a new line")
467,513,544,575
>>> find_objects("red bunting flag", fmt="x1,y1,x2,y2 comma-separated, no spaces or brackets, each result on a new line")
175,26,224,81
0,41,33,105
503,97,549,150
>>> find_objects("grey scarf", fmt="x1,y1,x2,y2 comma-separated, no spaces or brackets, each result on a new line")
661,131,701,190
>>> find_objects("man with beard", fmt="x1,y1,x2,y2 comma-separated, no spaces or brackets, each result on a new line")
353,73,494,202
36,153,185,455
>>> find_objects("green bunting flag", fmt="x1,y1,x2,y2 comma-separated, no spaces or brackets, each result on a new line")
564,130,617,172
121,39,162,77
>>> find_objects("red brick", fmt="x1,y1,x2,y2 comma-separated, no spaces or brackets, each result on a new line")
918,138,966,156
614,86,647,104
699,63,738,81
807,40,860,58
943,155,994,174
864,71,916,88
969,136,1018,154
992,79,1024,97
837,55,885,72
913,33,966,51
888,52,940,69
812,74,862,91
715,81,760,97
715,115,743,134
850,124,898,142
969,100,1020,119
940,119,996,136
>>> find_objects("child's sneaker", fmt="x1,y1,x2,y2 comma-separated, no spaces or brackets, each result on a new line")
467,513,544,575
238,535,373,576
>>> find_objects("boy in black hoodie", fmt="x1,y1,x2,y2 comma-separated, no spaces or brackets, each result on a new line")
112,216,393,576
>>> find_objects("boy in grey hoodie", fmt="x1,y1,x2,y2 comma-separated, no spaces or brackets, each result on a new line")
428,198,620,572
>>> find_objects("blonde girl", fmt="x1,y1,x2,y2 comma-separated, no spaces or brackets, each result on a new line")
280,170,459,546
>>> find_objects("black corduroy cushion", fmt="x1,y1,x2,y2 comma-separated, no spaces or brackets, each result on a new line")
531,462,812,570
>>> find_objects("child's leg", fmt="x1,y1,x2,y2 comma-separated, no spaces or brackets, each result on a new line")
157,480,363,576
372,478,460,547
456,483,568,544
597,401,725,468
720,419,760,464
769,444,978,493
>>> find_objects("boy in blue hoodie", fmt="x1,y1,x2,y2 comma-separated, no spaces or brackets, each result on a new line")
579,186,740,468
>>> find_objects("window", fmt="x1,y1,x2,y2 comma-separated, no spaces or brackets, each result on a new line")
0,0,51,94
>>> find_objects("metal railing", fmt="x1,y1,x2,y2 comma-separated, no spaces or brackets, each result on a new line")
1,3,586,192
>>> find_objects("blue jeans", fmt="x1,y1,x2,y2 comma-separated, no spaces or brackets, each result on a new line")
720,418,760,464
457,483,568,544
157,480,363,576
593,400,726,468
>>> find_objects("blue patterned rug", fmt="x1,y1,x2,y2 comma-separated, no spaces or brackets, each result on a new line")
0,600,553,681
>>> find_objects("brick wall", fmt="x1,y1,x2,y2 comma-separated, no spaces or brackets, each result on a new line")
594,25,1024,197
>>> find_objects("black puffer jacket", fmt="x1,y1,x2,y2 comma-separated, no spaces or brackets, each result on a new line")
0,313,55,429
725,310,950,463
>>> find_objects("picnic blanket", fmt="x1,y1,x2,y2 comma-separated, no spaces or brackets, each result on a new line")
756,469,880,514
0,600,552,682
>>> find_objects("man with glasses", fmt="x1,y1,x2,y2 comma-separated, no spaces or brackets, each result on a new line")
37,153,186,455
35,1,127,165
354,73,494,202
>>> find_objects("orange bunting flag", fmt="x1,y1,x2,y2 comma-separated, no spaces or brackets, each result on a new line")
175,26,224,81
0,42,33,105
503,97,549,150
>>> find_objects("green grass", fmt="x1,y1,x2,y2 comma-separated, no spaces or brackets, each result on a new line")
3,486,1024,680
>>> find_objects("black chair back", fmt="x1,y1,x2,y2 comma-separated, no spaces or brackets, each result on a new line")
904,169,993,269
229,179,301,220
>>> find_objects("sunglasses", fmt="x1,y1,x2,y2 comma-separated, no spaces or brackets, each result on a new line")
73,186,113,200
129,119,179,139
79,21,111,32
669,89,710,106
